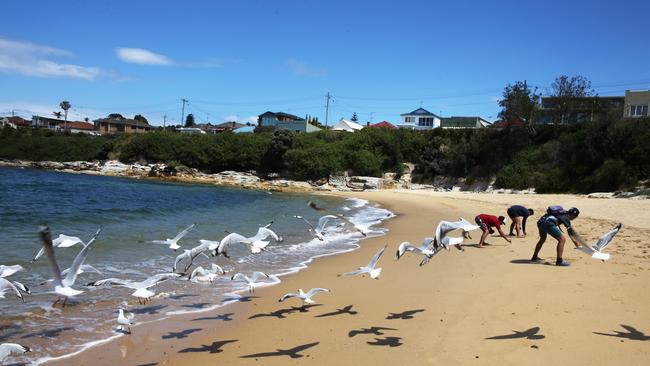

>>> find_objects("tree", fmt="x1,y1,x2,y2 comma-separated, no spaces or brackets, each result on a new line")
549,75,595,125
108,113,124,119
84,117,89,122
60,101,71,130
351,112,358,122
185,113,195,127
134,114,149,124
498,81,540,130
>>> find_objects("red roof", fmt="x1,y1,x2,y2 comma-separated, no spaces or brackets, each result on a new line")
369,121,397,129
5,116,30,126
67,121,95,130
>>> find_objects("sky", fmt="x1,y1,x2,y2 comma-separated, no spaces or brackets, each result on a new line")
1,0,649,126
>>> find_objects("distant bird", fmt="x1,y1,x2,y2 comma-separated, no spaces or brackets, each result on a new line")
116,308,135,334
434,218,480,251
39,226,102,307
189,264,226,283
152,224,195,251
230,272,271,293
0,265,24,278
395,238,442,265
0,343,30,363
215,225,282,257
293,215,341,241
279,288,330,307
0,278,28,302
576,223,622,261
342,246,386,279
32,232,85,262
308,201,367,236
87,273,181,304
173,240,218,273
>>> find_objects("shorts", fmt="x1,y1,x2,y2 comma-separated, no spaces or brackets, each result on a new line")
506,207,517,219
537,221,563,241
475,216,494,234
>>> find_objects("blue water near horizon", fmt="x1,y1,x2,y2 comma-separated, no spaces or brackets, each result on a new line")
0,167,393,364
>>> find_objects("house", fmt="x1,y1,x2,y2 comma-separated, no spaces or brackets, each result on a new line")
368,121,397,129
331,119,364,132
624,90,650,118
440,116,491,129
257,111,321,133
213,121,246,132
537,96,625,124
177,127,205,134
399,108,441,130
94,116,152,134
0,116,30,128
32,115,66,129
66,121,98,134
234,125,255,133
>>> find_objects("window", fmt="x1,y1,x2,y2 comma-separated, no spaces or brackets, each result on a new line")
630,105,648,117
418,117,434,126
404,116,414,123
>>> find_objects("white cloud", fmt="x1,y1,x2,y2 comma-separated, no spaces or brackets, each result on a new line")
115,47,173,65
0,37,106,80
285,58,324,77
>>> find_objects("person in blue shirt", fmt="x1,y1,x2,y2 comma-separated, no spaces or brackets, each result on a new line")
530,207,584,266
506,205,534,237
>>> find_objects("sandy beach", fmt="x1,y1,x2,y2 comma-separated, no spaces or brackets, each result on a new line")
46,191,650,366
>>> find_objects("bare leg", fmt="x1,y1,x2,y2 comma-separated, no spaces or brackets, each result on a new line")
516,217,524,237
532,237,546,259
52,297,62,307
62,297,68,308
556,236,566,262
509,221,515,236
478,230,489,247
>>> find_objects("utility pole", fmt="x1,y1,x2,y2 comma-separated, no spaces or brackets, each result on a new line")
325,92,331,128
180,98,188,127
163,114,167,128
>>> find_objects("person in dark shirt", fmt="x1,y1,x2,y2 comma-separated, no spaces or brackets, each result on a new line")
507,205,534,237
531,207,584,266
474,214,512,247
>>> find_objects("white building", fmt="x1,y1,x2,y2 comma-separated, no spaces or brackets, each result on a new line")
331,119,364,132
399,108,441,130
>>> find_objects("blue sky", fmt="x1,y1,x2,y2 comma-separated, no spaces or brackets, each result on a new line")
1,0,649,125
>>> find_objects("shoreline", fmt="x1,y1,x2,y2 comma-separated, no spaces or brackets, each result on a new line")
42,190,650,366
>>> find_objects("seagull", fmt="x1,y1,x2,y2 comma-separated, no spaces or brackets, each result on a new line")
293,215,341,241
395,238,441,262
0,343,30,363
279,288,330,307
32,233,84,262
189,264,226,283
152,224,195,251
0,265,24,278
0,278,29,302
117,308,135,334
173,240,218,273
215,225,282,257
342,246,386,279
576,223,622,261
230,272,270,293
434,218,480,251
87,273,181,304
39,226,102,307
308,201,367,236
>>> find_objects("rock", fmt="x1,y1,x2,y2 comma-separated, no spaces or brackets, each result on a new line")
348,176,383,190
586,192,616,199
100,160,130,175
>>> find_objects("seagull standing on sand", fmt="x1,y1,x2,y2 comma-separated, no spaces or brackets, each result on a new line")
87,273,181,304
215,225,282,257
342,246,386,279
0,343,30,363
39,226,102,307
32,233,85,262
230,272,270,293
576,223,622,261
279,288,330,307
152,224,195,251
189,264,226,283
434,218,480,251
293,215,341,241
117,308,135,334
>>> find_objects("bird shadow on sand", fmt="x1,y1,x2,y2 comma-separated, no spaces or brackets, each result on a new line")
594,325,650,341
315,304,358,318
181,302,211,309
179,339,238,354
192,313,234,322
167,294,198,300
21,327,73,339
0,324,24,342
5,362,28,366
367,336,403,347
222,295,258,303
131,304,168,315
135,363,158,366
249,305,321,320
348,326,397,338
240,341,319,359
486,327,545,340
162,328,202,340
386,309,425,320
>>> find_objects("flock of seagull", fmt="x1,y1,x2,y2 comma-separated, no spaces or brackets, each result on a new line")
0,199,623,363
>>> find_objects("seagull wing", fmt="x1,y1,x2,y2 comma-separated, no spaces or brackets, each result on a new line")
189,266,207,280
308,201,361,234
139,273,181,289
250,271,270,282
230,273,249,282
294,215,316,232
173,250,191,272
63,228,101,287
0,342,30,357
316,215,339,232
198,239,220,251
457,218,480,232
151,240,171,245
342,268,365,277
172,224,195,242
0,278,23,301
395,242,419,260
54,234,84,248
251,227,280,242
210,263,225,275
367,246,386,268
593,223,622,252
279,292,300,302
305,288,330,298
87,278,135,289
0,265,24,278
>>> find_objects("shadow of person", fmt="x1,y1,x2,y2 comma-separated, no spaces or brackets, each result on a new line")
386,309,425,320
161,328,202,339
594,325,650,341
192,313,234,322
348,326,397,338
367,337,403,347
178,339,238,354
315,305,358,318
240,341,319,359
486,326,545,340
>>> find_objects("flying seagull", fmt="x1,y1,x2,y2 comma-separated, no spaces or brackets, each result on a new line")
293,215,341,241
576,223,622,261
0,265,24,278
39,226,102,307
189,264,226,283
32,233,85,262
342,246,386,279
279,288,330,307
152,224,195,251
0,278,29,302
308,201,367,236
215,225,282,257
173,240,219,273
87,273,181,304
395,238,442,263
116,308,135,334
230,272,270,293
0,343,30,363
434,218,480,251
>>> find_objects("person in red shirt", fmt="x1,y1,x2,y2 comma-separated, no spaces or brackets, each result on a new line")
474,214,511,247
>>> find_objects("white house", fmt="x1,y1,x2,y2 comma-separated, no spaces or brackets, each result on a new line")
177,127,205,134
399,108,441,130
331,119,364,132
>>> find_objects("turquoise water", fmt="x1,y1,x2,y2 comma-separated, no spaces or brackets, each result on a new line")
0,167,392,364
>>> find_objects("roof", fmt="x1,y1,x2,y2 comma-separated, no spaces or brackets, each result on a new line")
2,116,30,126
214,121,245,129
440,116,490,128
94,117,151,127
258,111,304,121
67,121,95,130
400,108,439,117
332,119,364,132
369,121,397,129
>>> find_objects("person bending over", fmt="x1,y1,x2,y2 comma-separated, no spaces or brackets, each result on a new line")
474,214,511,247
531,207,584,266
507,205,534,237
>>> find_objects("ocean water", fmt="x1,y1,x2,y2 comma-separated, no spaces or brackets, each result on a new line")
0,167,393,364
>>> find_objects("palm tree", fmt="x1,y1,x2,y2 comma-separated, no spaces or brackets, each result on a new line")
53,111,62,119
60,101,71,130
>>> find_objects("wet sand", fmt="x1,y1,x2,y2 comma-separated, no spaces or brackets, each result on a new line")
45,191,650,366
